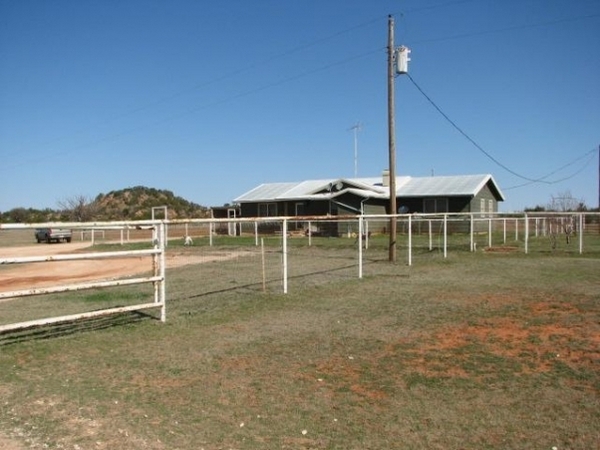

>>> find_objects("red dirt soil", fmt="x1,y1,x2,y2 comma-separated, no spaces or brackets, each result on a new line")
0,243,245,293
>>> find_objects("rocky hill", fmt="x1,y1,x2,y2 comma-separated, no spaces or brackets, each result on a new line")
1,186,211,223
94,186,210,220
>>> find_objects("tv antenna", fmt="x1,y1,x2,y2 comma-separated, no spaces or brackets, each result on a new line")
348,121,362,178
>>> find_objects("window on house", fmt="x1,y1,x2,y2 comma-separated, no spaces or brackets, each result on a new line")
424,199,435,213
437,198,448,213
423,198,448,213
488,199,494,214
258,203,277,217
295,202,305,216
480,198,486,217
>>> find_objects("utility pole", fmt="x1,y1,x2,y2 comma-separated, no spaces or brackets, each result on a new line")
387,15,397,262
349,122,362,178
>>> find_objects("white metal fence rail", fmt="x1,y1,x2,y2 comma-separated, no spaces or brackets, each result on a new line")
0,221,166,333
165,212,599,290
0,212,598,331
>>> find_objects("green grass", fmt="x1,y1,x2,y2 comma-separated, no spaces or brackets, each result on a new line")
1,240,599,449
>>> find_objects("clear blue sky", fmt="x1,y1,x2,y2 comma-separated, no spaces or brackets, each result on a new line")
1,0,599,213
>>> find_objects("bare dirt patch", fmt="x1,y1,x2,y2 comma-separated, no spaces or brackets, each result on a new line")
0,244,250,293
388,300,599,385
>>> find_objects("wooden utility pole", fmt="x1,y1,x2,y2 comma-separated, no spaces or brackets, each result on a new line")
387,15,397,262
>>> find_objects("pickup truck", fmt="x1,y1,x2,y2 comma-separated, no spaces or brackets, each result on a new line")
35,228,72,243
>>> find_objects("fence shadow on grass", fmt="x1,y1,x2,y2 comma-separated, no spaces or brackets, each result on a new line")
0,310,155,346
176,262,361,301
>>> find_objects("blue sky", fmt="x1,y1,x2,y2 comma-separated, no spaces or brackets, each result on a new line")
1,0,599,213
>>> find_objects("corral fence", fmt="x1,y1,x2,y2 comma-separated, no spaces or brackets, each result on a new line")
164,211,599,256
166,211,599,280
0,220,167,333
1,212,598,332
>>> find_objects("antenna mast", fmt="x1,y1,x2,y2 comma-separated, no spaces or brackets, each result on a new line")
349,122,362,178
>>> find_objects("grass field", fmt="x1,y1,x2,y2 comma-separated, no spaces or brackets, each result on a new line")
0,235,599,449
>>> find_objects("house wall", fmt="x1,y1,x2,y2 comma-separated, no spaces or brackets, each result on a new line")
450,197,472,213
472,184,498,214
396,196,471,214
304,200,335,216
241,196,482,218
363,203,386,215
210,206,241,235
239,203,258,217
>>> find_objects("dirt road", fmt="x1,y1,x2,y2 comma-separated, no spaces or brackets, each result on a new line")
0,242,153,293
0,243,251,293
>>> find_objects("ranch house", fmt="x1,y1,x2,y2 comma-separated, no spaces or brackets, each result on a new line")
233,173,504,220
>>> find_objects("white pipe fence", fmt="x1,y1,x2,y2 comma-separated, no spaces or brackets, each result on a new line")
0,212,598,332
166,211,598,275
0,221,166,333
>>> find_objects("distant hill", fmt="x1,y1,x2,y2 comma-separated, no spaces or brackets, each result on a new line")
94,186,210,220
1,186,211,223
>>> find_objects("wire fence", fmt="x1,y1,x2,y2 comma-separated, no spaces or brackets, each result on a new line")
0,212,599,332
1,212,599,303
156,212,600,294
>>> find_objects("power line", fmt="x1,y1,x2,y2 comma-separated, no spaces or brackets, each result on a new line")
406,73,597,187
2,49,383,171
4,4,598,169
4,15,386,163
504,150,597,190
5,2,553,162
411,12,600,45
406,73,547,183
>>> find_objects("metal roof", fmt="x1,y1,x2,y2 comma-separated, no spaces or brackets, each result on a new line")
234,174,504,203
399,174,504,199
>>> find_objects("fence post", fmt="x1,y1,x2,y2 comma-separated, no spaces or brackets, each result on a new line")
255,221,259,246
408,214,412,266
542,217,546,236
261,238,266,292
159,222,166,322
443,214,448,258
524,213,529,254
358,216,363,278
282,219,288,294
488,218,492,248
579,213,583,254
470,214,474,252
428,219,433,251
153,226,159,304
